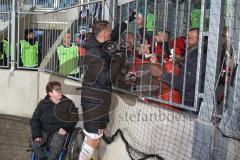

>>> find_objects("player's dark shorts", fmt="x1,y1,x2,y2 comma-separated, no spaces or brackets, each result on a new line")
81,86,111,134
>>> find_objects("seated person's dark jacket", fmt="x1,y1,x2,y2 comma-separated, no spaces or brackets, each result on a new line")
30,95,79,140
160,46,201,107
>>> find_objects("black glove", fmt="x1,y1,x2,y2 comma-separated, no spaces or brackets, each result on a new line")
129,10,136,22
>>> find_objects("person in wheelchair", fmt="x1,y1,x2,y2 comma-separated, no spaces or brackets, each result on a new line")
30,81,79,160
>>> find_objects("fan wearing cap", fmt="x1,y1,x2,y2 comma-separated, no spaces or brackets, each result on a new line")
18,29,41,68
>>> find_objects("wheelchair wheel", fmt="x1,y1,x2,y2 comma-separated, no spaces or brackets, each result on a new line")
31,152,36,160
66,127,85,160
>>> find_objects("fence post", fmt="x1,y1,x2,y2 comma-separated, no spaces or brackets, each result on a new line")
10,0,16,75
198,0,225,122
191,0,225,160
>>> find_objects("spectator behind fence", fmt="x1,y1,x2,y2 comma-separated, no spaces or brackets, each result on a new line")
75,29,87,78
57,33,79,77
216,27,234,110
169,36,186,60
150,28,201,107
30,81,79,160
154,30,171,61
0,37,9,66
120,31,162,97
149,38,184,106
121,32,135,63
18,29,41,68
75,29,86,47
75,29,86,56
218,27,233,86
117,32,141,90
121,31,151,68
137,15,171,62
78,5,89,26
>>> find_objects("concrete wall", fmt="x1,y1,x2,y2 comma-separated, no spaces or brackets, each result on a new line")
0,69,81,117
0,69,39,117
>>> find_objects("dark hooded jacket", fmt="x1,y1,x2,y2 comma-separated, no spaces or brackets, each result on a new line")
82,34,112,91
82,22,127,92
160,46,199,107
30,95,79,140
81,27,126,123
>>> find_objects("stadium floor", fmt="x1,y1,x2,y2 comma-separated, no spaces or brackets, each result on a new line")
0,114,31,160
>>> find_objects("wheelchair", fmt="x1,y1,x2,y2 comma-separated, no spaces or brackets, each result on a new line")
30,127,84,160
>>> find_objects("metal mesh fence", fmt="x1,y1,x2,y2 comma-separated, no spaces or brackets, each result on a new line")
0,0,240,160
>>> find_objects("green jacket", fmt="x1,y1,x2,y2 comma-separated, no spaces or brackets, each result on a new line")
57,44,79,75
20,40,38,67
2,39,9,57
191,9,201,29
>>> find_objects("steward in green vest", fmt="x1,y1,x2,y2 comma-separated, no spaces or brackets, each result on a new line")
19,29,40,68
20,40,38,67
0,38,9,66
1,39,9,57
191,9,201,29
57,33,79,76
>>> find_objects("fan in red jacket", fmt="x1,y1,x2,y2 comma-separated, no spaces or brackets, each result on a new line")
156,36,186,107
149,42,185,109
151,31,171,61
169,36,186,59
